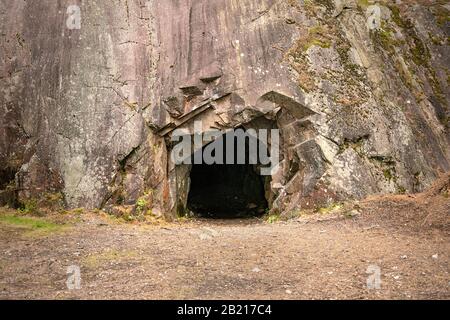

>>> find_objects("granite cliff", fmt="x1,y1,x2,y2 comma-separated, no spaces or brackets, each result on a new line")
1,0,449,218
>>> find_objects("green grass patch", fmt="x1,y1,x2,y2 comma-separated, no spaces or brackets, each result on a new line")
0,214,66,237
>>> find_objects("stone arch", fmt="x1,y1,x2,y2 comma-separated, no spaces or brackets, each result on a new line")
157,90,323,217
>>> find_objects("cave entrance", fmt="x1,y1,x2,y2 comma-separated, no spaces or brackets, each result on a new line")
186,129,269,218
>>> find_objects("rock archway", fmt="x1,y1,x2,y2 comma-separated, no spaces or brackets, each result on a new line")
155,88,322,218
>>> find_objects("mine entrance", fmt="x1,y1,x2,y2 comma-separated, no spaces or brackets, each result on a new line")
186,129,268,218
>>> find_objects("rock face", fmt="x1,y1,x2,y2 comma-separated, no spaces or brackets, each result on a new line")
1,0,154,210
1,0,449,217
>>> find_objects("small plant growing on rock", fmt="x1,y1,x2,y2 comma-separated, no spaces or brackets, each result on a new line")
136,197,147,213
18,198,40,216
266,214,280,224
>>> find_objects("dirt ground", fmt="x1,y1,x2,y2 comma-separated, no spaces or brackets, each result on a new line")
0,175,449,300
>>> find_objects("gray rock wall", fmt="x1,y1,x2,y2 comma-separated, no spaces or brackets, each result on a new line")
1,0,156,209
1,0,448,216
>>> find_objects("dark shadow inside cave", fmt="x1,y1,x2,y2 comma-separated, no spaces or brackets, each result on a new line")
0,167,18,208
186,129,268,218
0,168,16,190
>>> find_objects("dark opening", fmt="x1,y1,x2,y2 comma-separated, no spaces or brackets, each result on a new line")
0,168,16,190
0,167,18,208
187,129,268,218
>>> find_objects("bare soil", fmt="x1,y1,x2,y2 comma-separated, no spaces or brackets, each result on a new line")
0,174,449,300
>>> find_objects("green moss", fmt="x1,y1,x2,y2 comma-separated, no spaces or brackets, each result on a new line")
431,5,450,27
428,73,446,106
389,5,432,68
302,0,316,15
317,202,343,214
300,26,333,51
40,192,65,210
17,193,65,215
397,186,406,194
310,38,331,49
43,192,63,204
429,33,444,45
285,25,333,93
372,28,398,54
71,208,84,215
301,0,334,14
390,5,409,29
383,169,393,180
357,0,371,9
18,198,40,215
266,214,280,224
289,26,330,53
410,36,431,67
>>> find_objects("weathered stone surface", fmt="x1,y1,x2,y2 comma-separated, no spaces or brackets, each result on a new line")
1,0,449,217
1,0,155,209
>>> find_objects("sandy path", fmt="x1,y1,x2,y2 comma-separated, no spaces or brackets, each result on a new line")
0,206,448,300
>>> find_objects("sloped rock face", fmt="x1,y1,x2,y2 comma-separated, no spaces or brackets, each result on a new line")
1,0,156,209
0,0,449,217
